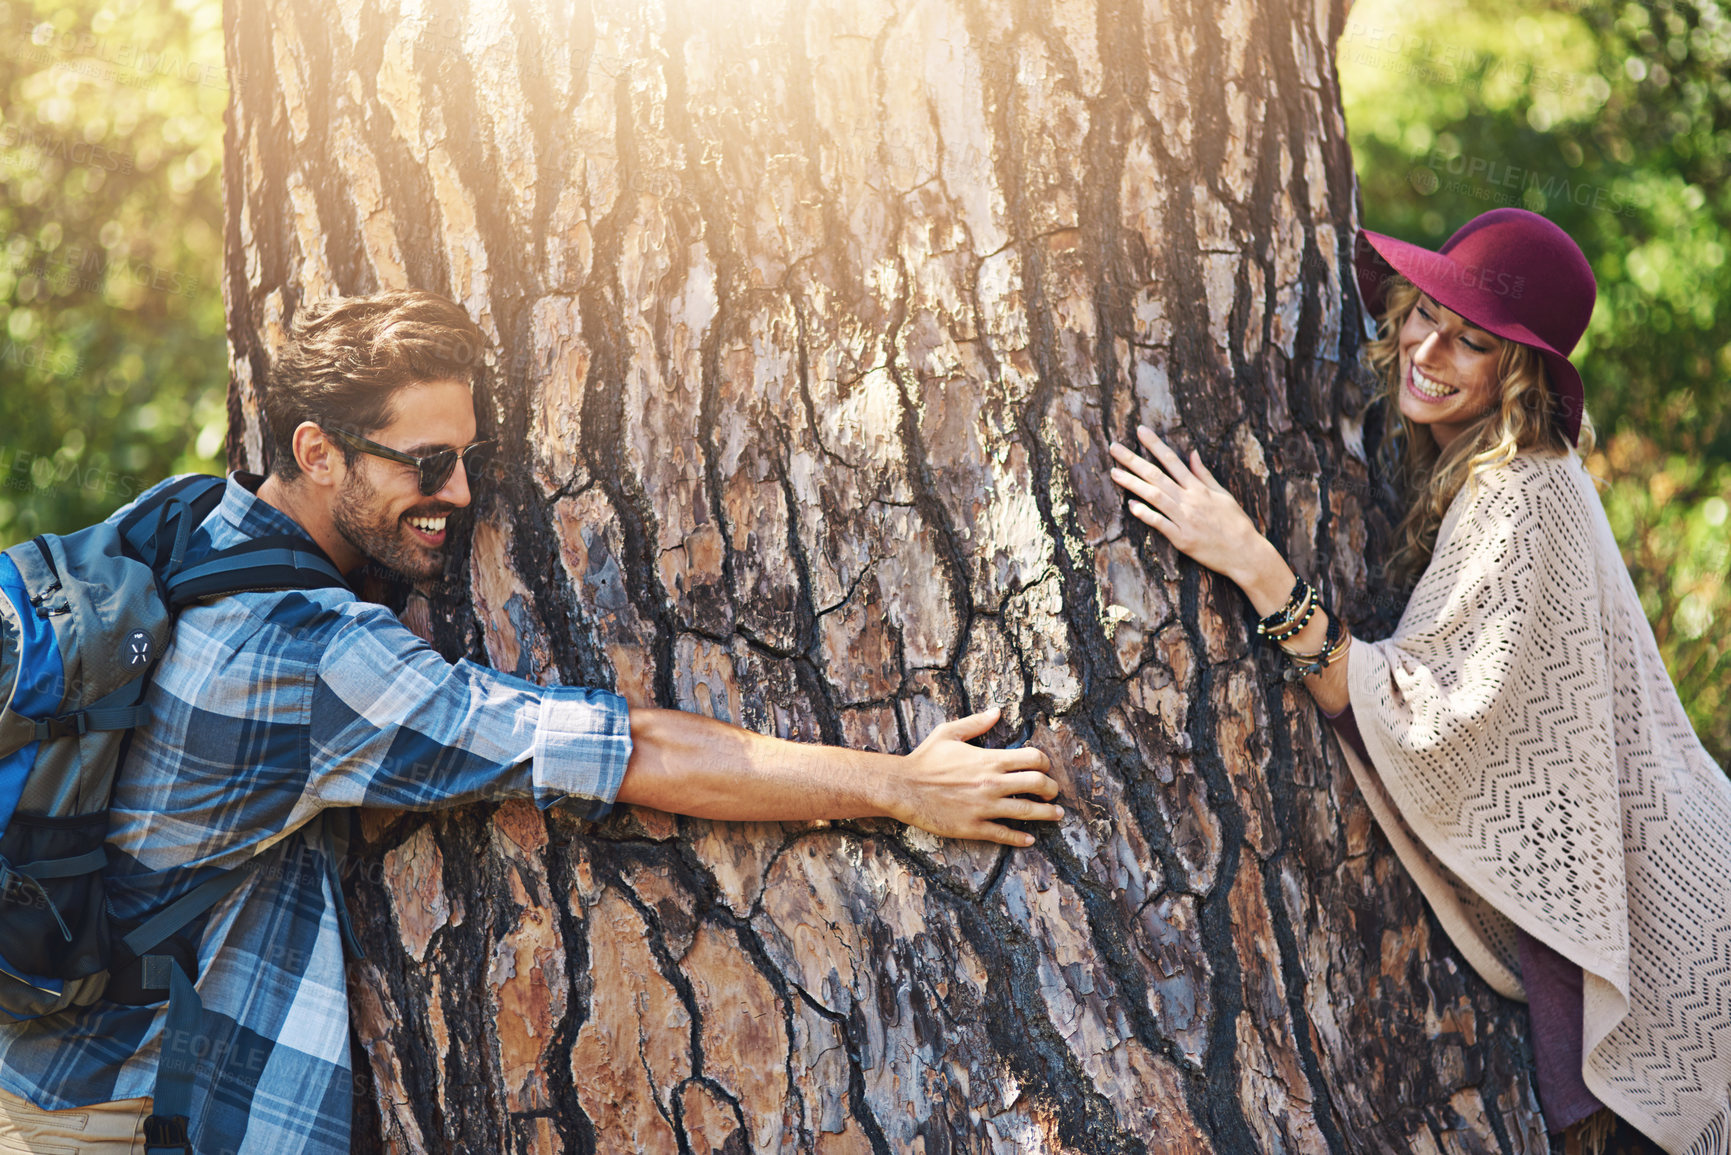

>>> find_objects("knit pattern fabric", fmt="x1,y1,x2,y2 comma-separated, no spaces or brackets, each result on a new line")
1337,447,1731,1155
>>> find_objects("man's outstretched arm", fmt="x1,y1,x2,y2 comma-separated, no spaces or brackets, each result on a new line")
616,705,1062,847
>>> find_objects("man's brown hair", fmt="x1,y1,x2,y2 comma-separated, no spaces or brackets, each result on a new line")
264,290,487,479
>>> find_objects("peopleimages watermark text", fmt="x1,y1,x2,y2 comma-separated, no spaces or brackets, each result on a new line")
0,124,134,175
0,447,147,502
4,243,202,300
1411,152,1633,217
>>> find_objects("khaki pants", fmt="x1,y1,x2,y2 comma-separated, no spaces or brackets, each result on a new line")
0,1085,150,1154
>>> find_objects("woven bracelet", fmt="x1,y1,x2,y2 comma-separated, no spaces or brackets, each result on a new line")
1281,610,1344,683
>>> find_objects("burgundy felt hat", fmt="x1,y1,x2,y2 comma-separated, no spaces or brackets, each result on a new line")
1353,207,1596,446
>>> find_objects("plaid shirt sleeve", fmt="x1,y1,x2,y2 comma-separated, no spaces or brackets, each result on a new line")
306,602,632,818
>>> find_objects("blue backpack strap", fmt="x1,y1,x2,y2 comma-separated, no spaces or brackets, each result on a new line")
163,537,349,609
30,681,150,742
115,856,268,1155
115,475,228,569
142,960,198,1155
116,859,266,966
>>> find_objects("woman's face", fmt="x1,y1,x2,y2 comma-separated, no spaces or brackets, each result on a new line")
1396,292,1505,451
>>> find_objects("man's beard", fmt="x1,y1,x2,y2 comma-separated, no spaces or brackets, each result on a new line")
331,469,452,582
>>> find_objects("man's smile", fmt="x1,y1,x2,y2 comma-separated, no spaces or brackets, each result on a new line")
405,513,448,546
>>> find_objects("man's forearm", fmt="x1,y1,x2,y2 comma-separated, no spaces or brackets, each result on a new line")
615,707,901,822
613,704,1062,846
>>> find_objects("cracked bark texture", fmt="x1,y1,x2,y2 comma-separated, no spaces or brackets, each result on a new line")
224,0,1553,1151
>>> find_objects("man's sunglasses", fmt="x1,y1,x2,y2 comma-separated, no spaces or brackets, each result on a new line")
327,427,494,495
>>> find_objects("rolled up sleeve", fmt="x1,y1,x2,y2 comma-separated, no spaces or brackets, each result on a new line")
531,688,631,818
308,604,632,817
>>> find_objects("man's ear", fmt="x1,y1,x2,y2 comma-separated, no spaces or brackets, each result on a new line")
291,422,344,489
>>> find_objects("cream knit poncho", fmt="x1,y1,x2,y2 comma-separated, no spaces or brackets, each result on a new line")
1335,447,1731,1154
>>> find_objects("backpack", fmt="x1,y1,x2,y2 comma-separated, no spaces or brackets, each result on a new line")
0,473,354,1153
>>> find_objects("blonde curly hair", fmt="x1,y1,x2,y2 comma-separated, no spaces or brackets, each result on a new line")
1361,274,1598,591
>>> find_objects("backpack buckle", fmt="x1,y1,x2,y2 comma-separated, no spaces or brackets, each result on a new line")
32,712,88,741
142,1113,192,1154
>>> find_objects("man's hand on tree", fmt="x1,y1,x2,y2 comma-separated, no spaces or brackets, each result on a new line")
892,706,1062,847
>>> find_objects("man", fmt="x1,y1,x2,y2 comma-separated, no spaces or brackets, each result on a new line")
0,291,1060,1154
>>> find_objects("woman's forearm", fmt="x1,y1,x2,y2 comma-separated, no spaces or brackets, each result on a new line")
1230,538,1352,716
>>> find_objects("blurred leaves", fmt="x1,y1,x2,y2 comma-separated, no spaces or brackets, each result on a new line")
0,0,226,546
1586,439,1731,766
1342,0,1731,767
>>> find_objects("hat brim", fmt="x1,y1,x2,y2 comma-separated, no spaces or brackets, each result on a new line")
1354,228,1584,447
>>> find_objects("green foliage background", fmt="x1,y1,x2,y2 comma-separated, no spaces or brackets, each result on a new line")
0,0,226,544
1342,0,1730,768
2,0,1725,765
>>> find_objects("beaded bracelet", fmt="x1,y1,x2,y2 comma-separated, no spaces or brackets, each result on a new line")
1255,577,1314,641
1266,593,1318,642
1255,577,1307,634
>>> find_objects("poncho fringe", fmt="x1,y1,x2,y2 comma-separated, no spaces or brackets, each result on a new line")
1333,448,1731,1155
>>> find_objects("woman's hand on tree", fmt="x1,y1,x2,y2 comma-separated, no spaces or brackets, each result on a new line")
1108,425,1269,583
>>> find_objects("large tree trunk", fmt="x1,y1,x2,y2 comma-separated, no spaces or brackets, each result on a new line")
224,1,1550,1151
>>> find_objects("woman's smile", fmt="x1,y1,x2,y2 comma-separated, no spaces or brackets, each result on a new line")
1406,362,1460,401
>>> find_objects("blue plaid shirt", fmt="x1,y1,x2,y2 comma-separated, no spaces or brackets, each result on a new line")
0,473,632,1154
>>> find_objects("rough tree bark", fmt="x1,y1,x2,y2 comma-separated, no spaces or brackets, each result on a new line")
224,0,1552,1151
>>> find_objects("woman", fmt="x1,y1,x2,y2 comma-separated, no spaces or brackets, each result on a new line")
1107,208,1730,1155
